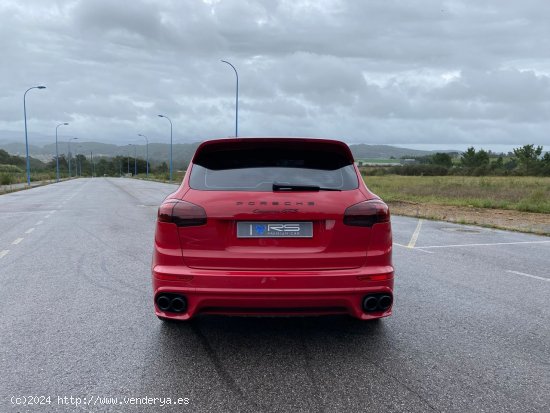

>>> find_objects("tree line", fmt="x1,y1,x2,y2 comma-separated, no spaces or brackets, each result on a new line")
368,145,550,176
0,149,175,184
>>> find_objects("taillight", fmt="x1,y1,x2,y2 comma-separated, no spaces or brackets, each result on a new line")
343,200,390,227
158,200,207,227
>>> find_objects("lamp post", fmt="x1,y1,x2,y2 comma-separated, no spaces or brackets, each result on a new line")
157,114,173,182
76,145,82,177
127,145,131,174
90,151,94,177
23,85,46,185
55,122,69,183
138,134,149,177
221,60,239,137
68,137,78,178
134,145,137,176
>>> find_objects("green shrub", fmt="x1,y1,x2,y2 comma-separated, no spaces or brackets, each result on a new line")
0,164,22,173
1,174,12,185
393,164,449,176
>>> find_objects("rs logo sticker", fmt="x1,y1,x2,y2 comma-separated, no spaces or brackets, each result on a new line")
267,224,301,232
237,222,313,238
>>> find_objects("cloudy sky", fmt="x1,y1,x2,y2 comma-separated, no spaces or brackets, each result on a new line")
1,0,550,151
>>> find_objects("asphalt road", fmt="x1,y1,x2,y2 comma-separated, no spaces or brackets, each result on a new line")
0,178,548,413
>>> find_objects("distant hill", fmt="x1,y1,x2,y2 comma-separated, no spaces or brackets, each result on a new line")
0,140,454,166
349,144,434,159
0,142,44,157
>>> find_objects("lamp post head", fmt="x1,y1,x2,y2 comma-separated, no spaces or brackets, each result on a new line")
157,114,164,118
37,86,46,89
63,122,69,125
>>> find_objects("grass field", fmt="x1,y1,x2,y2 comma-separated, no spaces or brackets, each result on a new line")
363,175,550,214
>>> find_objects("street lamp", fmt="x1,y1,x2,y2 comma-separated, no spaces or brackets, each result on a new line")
127,144,131,174
134,145,137,176
55,122,69,183
90,151,94,177
23,85,46,185
76,145,82,177
221,60,239,137
138,134,149,177
68,137,78,177
157,114,173,182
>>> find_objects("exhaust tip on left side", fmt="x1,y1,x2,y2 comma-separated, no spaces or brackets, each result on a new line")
156,294,187,313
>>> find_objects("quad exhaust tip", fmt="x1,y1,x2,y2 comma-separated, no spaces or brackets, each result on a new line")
362,294,393,313
156,294,187,313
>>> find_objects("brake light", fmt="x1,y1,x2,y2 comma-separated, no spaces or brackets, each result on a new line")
343,200,390,227
158,200,207,227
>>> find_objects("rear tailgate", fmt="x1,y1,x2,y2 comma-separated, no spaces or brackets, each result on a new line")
178,189,370,270
176,138,373,271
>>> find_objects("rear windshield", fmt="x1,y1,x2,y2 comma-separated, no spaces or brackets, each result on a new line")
189,145,359,191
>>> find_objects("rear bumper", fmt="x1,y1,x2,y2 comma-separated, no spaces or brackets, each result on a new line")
152,265,394,320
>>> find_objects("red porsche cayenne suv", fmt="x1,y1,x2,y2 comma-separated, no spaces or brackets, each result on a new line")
152,138,394,321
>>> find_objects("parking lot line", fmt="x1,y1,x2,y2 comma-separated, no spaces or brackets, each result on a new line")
416,240,550,249
0,250,9,259
407,219,423,248
506,270,549,282
393,242,434,254
12,238,23,245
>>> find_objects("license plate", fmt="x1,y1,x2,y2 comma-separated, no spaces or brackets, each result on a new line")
237,222,313,238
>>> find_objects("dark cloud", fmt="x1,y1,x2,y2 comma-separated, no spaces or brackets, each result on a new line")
0,0,549,149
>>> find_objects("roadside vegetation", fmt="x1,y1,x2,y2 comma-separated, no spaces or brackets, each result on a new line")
364,175,550,214
359,144,550,215
364,144,550,177
0,149,185,185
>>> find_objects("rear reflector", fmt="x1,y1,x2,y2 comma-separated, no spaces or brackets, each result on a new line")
158,200,207,227
344,200,390,227
357,273,393,281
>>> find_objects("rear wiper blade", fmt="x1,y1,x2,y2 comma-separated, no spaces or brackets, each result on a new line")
272,183,341,192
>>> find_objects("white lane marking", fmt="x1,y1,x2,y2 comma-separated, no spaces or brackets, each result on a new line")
414,248,435,254
417,240,550,249
407,219,423,248
0,250,9,259
44,215,50,219
394,242,434,254
50,210,57,214
506,270,549,282
36,220,43,225
25,228,35,234
12,238,23,245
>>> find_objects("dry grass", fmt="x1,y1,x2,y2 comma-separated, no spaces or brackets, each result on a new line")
363,175,550,214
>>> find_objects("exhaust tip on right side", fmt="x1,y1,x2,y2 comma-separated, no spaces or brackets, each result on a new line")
377,295,393,311
363,294,393,313
363,296,379,312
